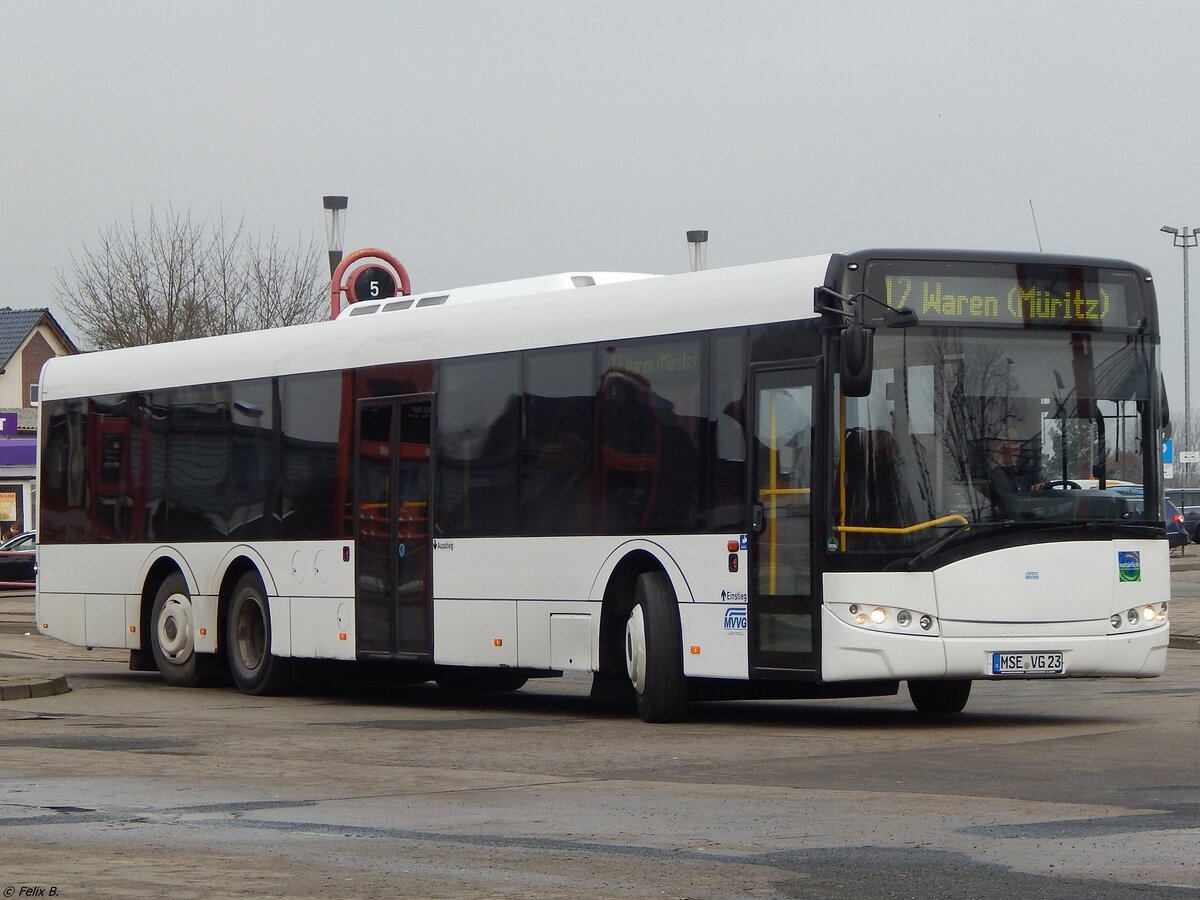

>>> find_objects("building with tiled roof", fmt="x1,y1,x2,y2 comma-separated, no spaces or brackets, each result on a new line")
0,308,77,533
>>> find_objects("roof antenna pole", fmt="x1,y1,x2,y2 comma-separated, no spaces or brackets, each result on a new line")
1028,200,1044,252
687,230,708,272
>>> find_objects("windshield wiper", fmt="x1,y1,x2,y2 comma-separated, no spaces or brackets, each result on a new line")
1098,520,1162,537
899,519,1161,571
899,520,1011,571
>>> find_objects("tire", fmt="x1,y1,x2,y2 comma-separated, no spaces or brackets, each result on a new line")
624,571,688,722
435,668,528,693
226,572,292,695
908,679,971,714
150,573,203,687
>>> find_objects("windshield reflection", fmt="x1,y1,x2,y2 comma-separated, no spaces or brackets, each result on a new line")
833,328,1157,558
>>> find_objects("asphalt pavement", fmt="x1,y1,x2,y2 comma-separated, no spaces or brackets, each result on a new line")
2,554,1198,700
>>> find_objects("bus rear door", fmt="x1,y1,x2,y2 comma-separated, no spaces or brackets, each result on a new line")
354,395,433,658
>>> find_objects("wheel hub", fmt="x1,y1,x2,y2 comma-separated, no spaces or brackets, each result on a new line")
235,599,266,671
156,593,194,663
625,604,647,695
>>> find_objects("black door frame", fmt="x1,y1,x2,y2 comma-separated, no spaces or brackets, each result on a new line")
747,361,822,676
353,393,434,659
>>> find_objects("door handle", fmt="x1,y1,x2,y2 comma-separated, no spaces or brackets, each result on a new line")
751,503,765,533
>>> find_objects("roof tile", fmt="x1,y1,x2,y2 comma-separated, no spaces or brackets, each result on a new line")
0,308,53,368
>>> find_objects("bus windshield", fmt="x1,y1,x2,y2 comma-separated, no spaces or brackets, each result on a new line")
832,327,1158,561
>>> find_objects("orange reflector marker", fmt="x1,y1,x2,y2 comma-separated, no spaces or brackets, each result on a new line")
199,628,206,636
690,645,701,655
727,540,739,552
129,625,136,633
494,638,503,647
338,632,347,641
42,623,48,629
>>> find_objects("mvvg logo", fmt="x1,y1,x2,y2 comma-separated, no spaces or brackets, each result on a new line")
1117,550,1141,583
724,606,748,631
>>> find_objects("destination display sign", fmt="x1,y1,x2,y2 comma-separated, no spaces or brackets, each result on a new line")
863,261,1145,329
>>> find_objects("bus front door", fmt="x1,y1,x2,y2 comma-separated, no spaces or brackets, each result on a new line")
354,395,433,658
749,366,818,674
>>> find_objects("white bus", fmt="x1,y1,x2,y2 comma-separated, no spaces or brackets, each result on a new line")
35,249,1170,721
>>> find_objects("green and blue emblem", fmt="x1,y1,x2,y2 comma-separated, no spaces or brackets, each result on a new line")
1117,550,1141,583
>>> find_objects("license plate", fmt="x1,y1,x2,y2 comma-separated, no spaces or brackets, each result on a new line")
990,651,1064,676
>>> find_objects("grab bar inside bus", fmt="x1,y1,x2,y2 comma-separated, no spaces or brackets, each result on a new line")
836,514,969,536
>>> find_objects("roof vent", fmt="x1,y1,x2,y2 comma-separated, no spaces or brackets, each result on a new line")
335,271,658,320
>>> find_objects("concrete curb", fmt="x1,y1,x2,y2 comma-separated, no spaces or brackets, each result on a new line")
0,675,70,701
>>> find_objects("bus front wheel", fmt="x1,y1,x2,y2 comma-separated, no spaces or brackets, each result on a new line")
226,572,292,696
908,679,971,714
624,571,688,723
150,573,202,687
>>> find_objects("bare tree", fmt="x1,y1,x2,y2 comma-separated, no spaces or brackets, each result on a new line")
57,207,327,350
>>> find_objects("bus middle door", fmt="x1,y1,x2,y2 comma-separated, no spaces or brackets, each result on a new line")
354,395,433,658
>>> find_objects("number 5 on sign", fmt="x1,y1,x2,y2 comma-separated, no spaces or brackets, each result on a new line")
349,265,398,303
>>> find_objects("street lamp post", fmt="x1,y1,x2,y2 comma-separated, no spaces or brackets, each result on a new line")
322,195,349,277
686,230,708,272
1162,225,1199,469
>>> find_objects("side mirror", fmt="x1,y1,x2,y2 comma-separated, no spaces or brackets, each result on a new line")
882,306,919,328
841,323,874,397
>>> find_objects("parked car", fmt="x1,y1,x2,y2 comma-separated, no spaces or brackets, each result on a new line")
1074,488,1187,551
0,530,36,589
1163,499,1190,550
1164,488,1200,543
1112,493,1188,551
0,531,36,552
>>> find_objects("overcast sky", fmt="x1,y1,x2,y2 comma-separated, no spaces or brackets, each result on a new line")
4,1,1200,415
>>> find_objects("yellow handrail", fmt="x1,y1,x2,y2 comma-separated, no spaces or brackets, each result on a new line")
836,514,969,536
758,487,811,497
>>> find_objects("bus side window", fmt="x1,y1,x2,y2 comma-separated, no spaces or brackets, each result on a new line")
436,354,521,536
598,337,702,533
523,347,594,534
709,330,746,529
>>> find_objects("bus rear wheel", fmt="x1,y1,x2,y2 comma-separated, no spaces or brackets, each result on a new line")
624,571,688,723
908,679,971,714
150,573,203,687
226,572,292,695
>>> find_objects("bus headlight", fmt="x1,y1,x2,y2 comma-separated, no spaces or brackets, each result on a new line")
1113,604,1167,631
832,604,938,635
